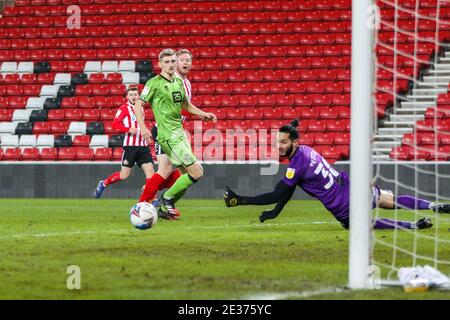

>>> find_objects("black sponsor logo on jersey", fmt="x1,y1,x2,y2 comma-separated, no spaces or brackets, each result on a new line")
172,91,182,103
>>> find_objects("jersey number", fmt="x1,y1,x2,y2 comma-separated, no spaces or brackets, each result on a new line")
313,158,340,190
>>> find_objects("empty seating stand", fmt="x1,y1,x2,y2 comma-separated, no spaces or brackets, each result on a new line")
0,0,441,162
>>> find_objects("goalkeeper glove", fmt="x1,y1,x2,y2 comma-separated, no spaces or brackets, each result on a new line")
259,209,280,223
224,186,242,207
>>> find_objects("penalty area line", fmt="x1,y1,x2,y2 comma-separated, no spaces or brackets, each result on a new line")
241,287,349,300
1,221,338,240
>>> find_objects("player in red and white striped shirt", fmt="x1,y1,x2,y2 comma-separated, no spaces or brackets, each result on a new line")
94,87,156,199
139,49,195,216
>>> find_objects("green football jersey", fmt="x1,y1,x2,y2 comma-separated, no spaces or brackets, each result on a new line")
139,74,187,141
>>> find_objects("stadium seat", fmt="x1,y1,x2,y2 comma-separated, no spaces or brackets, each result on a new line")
25,97,46,110
118,61,136,73
40,148,57,161
72,135,91,147
3,148,21,161
0,62,17,74
22,148,40,161
0,134,19,149
75,147,94,161
90,135,109,148
82,109,100,121
19,135,37,148
67,122,87,135
0,122,18,134
36,135,54,149
102,61,119,73
12,109,32,122
112,147,123,160
54,73,71,85
0,110,13,122
94,147,112,161
57,147,76,161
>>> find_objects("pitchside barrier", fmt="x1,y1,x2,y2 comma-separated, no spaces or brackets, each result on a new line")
0,161,448,199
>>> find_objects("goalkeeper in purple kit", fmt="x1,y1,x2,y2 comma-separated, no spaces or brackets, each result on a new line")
224,120,450,230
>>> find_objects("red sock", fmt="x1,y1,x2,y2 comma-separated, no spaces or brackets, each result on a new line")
159,170,181,190
139,173,165,202
104,172,121,186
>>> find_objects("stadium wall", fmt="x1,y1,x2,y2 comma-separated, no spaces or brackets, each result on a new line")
0,162,448,200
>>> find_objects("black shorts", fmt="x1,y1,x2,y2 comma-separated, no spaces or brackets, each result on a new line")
151,125,165,156
121,146,154,168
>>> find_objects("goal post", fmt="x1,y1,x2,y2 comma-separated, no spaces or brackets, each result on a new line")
349,0,376,289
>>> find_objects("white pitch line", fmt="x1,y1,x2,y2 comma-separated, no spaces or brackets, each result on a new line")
242,287,348,300
0,221,338,240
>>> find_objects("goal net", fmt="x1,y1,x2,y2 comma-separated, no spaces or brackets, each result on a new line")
370,0,450,287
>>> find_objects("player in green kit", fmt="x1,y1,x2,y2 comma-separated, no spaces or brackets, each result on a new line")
134,48,217,218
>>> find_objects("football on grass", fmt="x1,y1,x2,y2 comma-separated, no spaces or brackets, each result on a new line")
129,202,158,230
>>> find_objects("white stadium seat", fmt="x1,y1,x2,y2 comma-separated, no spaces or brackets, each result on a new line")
19,135,37,148
12,109,32,122
0,134,19,148
67,122,87,135
54,73,71,85
0,62,17,74
118,60,136,72
0,122,18,134
84,61,101,74
36,135,54,148
40,85,60,98
101,61,118,73
17,62,34,74
122,72,140,85
90,135,109,148
25,97,46,110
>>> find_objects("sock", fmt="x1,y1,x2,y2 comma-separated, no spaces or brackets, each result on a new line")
373,218,413,230
174,189,187,203
139,173,165,202
159,170,181,190
163,173,197,200
103,172,121,186
395,195,432,210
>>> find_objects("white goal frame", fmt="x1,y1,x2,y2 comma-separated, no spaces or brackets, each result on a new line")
349,0,375,289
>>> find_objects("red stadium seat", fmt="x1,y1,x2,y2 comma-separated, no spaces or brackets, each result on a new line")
22,148,40,161
75,147,94,161
4,148,22,161
32,122,50,134
82,109,100,121
64,109,82,121
89,73,105,84
99,109,116,121
49,121,69,134
112,148,123,160
94,148,113,161
0,109,13,121
39,148,57,161
72,135,91,147
57,147,76,161
78,97,96,109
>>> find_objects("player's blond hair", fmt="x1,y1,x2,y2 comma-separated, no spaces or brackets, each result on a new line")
158,48,176,61
176,48,193,59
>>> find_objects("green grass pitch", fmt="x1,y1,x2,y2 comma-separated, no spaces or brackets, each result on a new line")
0,198,449,300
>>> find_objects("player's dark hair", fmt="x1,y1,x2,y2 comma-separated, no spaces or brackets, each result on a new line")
279,119,299,140
126,87,139,93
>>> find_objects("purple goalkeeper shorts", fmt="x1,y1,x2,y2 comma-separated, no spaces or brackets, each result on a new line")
336,183,381,229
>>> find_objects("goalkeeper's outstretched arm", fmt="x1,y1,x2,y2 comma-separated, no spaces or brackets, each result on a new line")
259,187,296,223
224,180,294,206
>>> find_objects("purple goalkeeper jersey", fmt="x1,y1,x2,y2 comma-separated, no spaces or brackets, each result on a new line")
281,145,350,221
